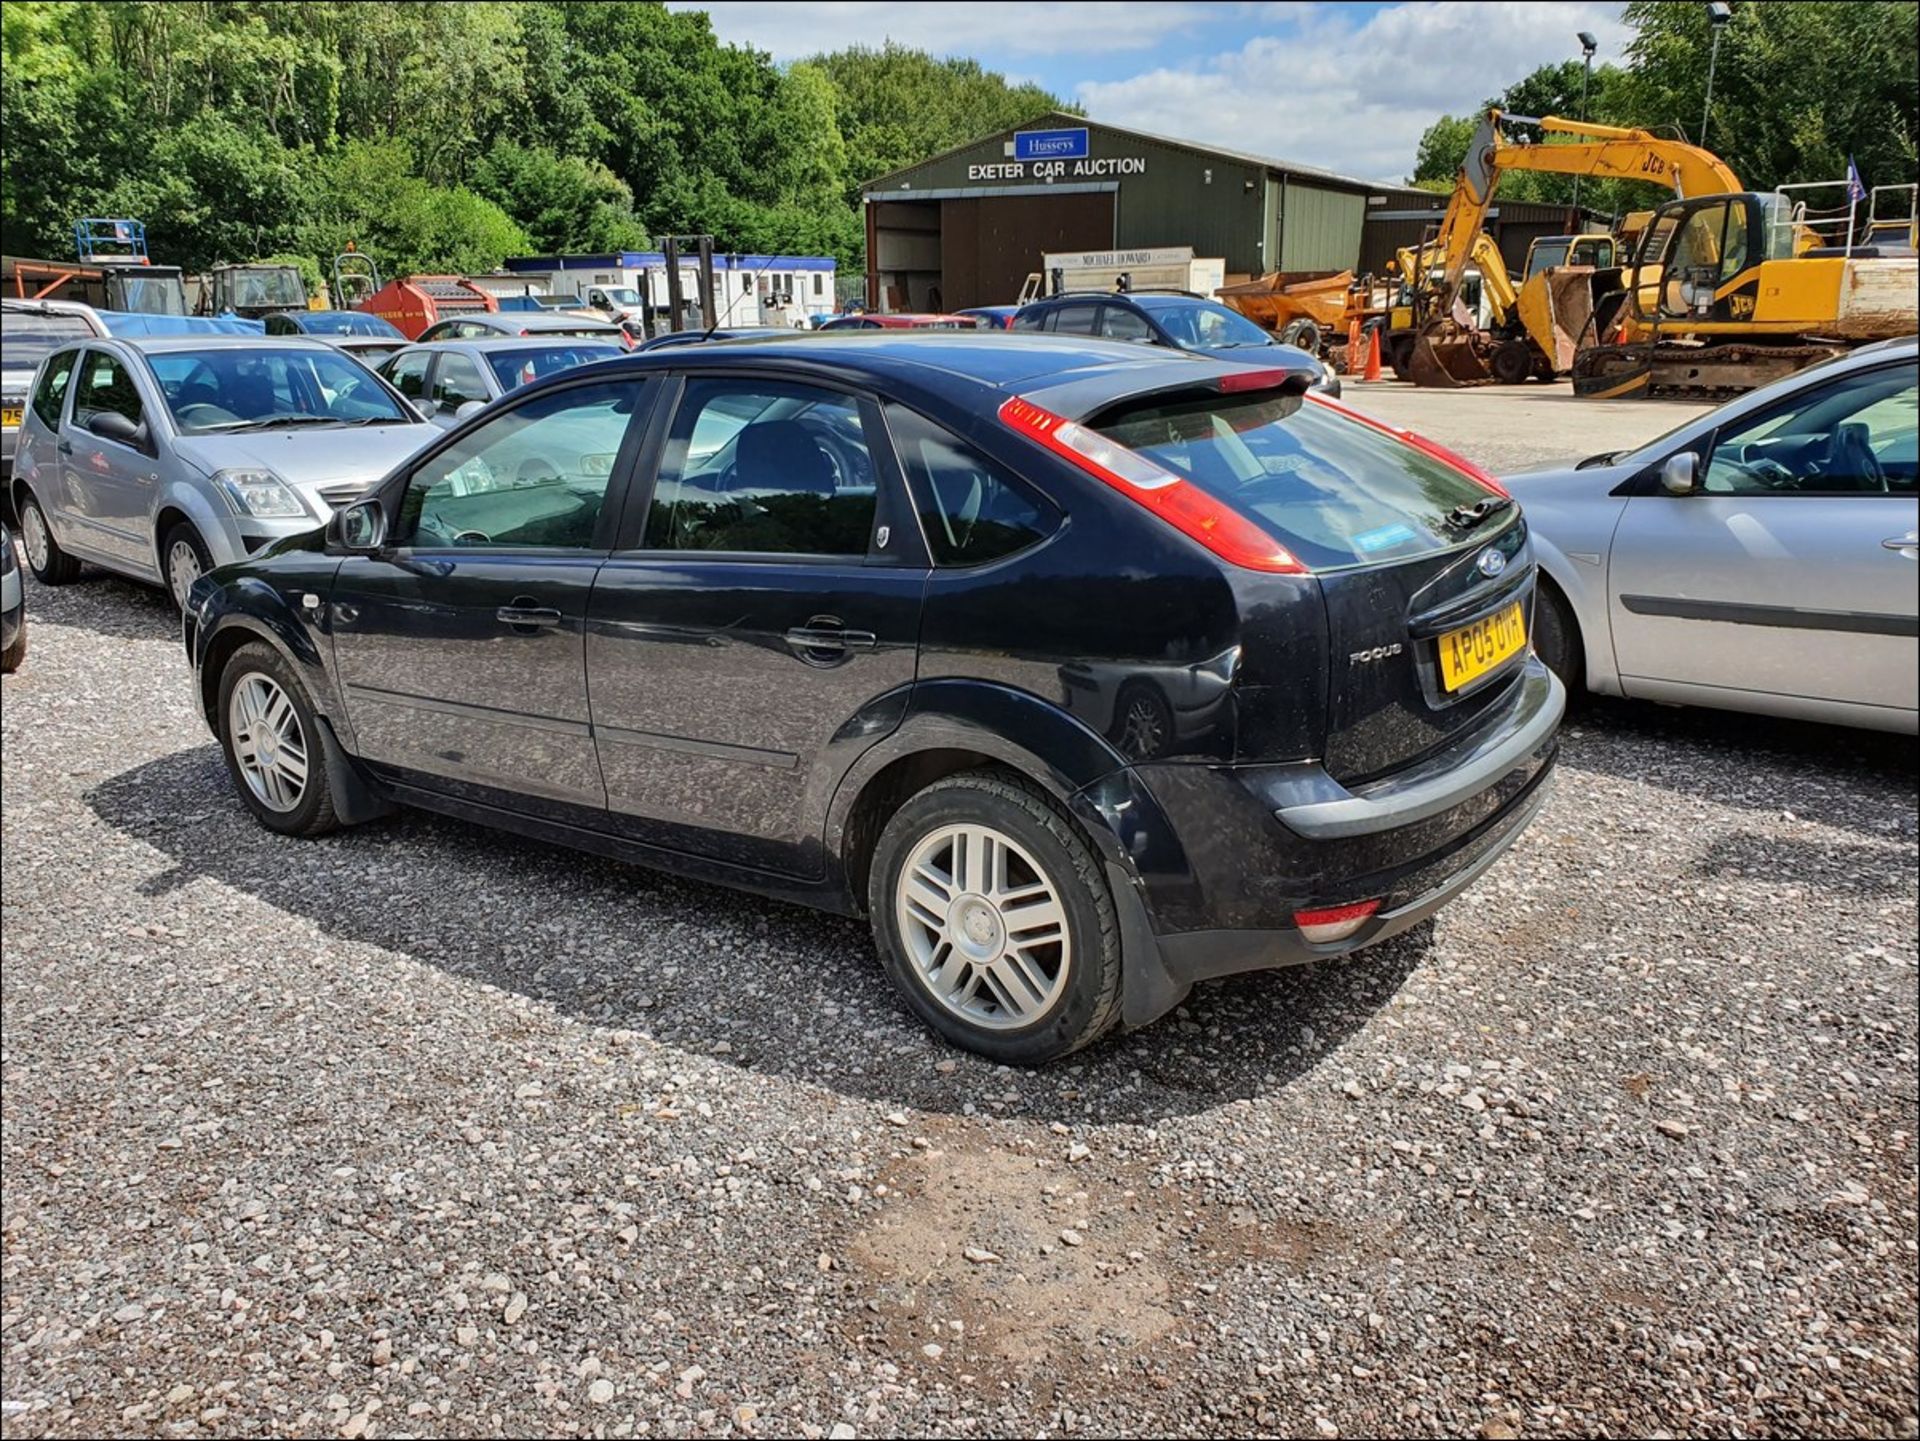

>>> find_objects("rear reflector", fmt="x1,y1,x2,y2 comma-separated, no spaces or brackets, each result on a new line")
998,395,1305,574
1293,898,1383,944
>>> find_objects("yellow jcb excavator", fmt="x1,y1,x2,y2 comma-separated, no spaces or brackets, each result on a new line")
1410,109,1919,398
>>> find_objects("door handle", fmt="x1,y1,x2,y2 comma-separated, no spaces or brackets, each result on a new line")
57,439,73,456
782,626,877,651
496,604,564,631
1882,532,1918,554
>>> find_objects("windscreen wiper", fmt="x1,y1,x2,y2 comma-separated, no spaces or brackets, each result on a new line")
204,414,343,432
1443,495,1514,532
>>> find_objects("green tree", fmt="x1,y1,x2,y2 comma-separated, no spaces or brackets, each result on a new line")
471,142,649,254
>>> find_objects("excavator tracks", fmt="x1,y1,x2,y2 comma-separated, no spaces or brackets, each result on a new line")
1572,340,1852,400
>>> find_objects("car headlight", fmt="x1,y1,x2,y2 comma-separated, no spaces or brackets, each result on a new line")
213,468,309,519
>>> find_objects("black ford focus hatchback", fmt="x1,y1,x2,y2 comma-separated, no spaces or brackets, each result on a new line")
185,334,1562,1063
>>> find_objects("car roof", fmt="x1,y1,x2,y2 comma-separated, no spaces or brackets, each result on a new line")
109,335,339,355
404,337,627,353
511,331,1278,418
458,314,622,331
3,297,104,320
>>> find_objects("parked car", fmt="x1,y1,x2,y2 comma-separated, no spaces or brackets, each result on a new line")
1,518,23,672
1505,336,1918,734
264,310,407,341
4,298,110,482
817,313,977,331
378,338,628,428
417,313,631,347
1014,291,1339,394
183,332,1560,1061
315,336,409,366
10,336,437,608
955,306,1021,330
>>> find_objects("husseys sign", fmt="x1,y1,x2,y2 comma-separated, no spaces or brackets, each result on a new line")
966,127,1147,182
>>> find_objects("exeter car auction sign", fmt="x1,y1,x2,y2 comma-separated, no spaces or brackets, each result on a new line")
968,126,1147,182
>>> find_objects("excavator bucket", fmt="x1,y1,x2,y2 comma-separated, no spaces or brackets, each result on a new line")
1407,329,1493,387
1517,269,1598,375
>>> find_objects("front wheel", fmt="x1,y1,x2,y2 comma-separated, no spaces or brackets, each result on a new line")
162,520,214,611
870,772,1122,1064
217,642,341,836
1532,582,1585,698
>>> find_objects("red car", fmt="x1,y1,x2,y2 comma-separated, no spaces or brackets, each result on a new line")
818,312,976,331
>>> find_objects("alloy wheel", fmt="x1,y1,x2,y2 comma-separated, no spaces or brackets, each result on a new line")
20,505,50,572
895,823,1071,1030
227,672,309,813
168,539,203,609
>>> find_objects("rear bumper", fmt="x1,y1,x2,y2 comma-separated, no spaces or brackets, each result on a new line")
1099,657,1562,1022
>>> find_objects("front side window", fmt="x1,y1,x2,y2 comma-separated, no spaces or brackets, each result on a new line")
1664,202,1735,315
1099,306,1154,343
1091,390,1496,571
71,351,144,429
886,403,1058,566
30,348,81,427
1142,299,1273,350
146,348,408,432
1702,366,1917,494
432,352,491,410
643,380,876,556
395,380,642,550
385,352,431,401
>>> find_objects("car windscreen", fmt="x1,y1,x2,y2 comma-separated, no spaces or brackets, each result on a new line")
486,345,625,390
147,348,411,432
299,310,405,338
1090,391,1497,571
523,326,621,340
599,288,641,304
1136,299,1274,350
3,311,97,366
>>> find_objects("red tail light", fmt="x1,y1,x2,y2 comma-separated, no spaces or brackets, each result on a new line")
1215,367,1309,393
999,396,1305,574
1307,394,1509,498
1293,899,1382,944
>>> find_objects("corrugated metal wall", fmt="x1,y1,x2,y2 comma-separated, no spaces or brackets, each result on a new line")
1278,185,1368,272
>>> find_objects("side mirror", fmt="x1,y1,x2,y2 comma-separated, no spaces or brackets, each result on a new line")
1659,452,1700,496
416,398,439,416
87,411,147,449
455,400,486,420
338,497,387,553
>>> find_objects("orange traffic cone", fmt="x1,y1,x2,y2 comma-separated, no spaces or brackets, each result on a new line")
1364,324,1383,382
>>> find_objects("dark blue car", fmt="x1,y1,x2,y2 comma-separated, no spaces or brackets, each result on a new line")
1015,291,1339,393
183,333,1556,1061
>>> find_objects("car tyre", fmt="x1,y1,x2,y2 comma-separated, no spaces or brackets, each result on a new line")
162,520,214,612
870,770,1122,1065
217,641,341,837
1532,581,1585,698
1279,318,1322,355
1,617,24,674
15,489,80,585
1492,340,1534,385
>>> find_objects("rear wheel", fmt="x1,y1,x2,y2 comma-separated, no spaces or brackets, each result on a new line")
16,489,80,585
1279,318,1322,355
217,642,341,836
869,771,1122,1064
1387,335,1415,382
1532,581,1585,698
1491,340,1533,385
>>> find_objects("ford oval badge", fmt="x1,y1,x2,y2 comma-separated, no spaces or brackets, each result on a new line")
1476,547,1507,579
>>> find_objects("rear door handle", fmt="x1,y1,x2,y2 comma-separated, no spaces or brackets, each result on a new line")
1882,532,1918,554
56,439,73,456
496,605,564,630
782,627,876,650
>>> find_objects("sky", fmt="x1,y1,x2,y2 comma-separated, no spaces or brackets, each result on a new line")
670,1,1635,184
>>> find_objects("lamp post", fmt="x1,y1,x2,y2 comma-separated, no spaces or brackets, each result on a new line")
1572,31,1598,213
1701,2,1732,149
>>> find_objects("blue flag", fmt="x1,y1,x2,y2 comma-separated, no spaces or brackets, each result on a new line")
1845,156,1866,206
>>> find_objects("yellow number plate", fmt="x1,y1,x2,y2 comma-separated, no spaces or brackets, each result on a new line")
1438,600,1527,691
0,406,21,428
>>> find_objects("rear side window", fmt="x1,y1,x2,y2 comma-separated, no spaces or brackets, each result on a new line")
1045,304,1100,336
1092,392,1494,571
644,379,877,556
31,349,80,427
886,403,1058,565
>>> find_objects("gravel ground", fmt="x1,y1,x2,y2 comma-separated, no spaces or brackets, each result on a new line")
4,553,1916,1438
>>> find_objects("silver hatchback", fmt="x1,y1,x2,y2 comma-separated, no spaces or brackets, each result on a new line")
9,336,439,607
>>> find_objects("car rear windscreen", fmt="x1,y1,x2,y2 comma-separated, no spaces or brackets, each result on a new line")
4,312,97,366
1091,391,1496,571
487,345,625,389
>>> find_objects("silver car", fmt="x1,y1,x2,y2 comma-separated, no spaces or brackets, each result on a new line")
378,337,627,429
9,336,438,608
3,298,110,482
1504,337,1918,734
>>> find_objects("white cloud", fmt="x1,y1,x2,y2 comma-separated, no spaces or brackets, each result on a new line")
1079,1,1633,182
672,1,1213,62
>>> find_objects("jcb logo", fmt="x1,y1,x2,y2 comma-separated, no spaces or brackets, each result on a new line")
1640,155,1668,176
1729,294,1755,318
